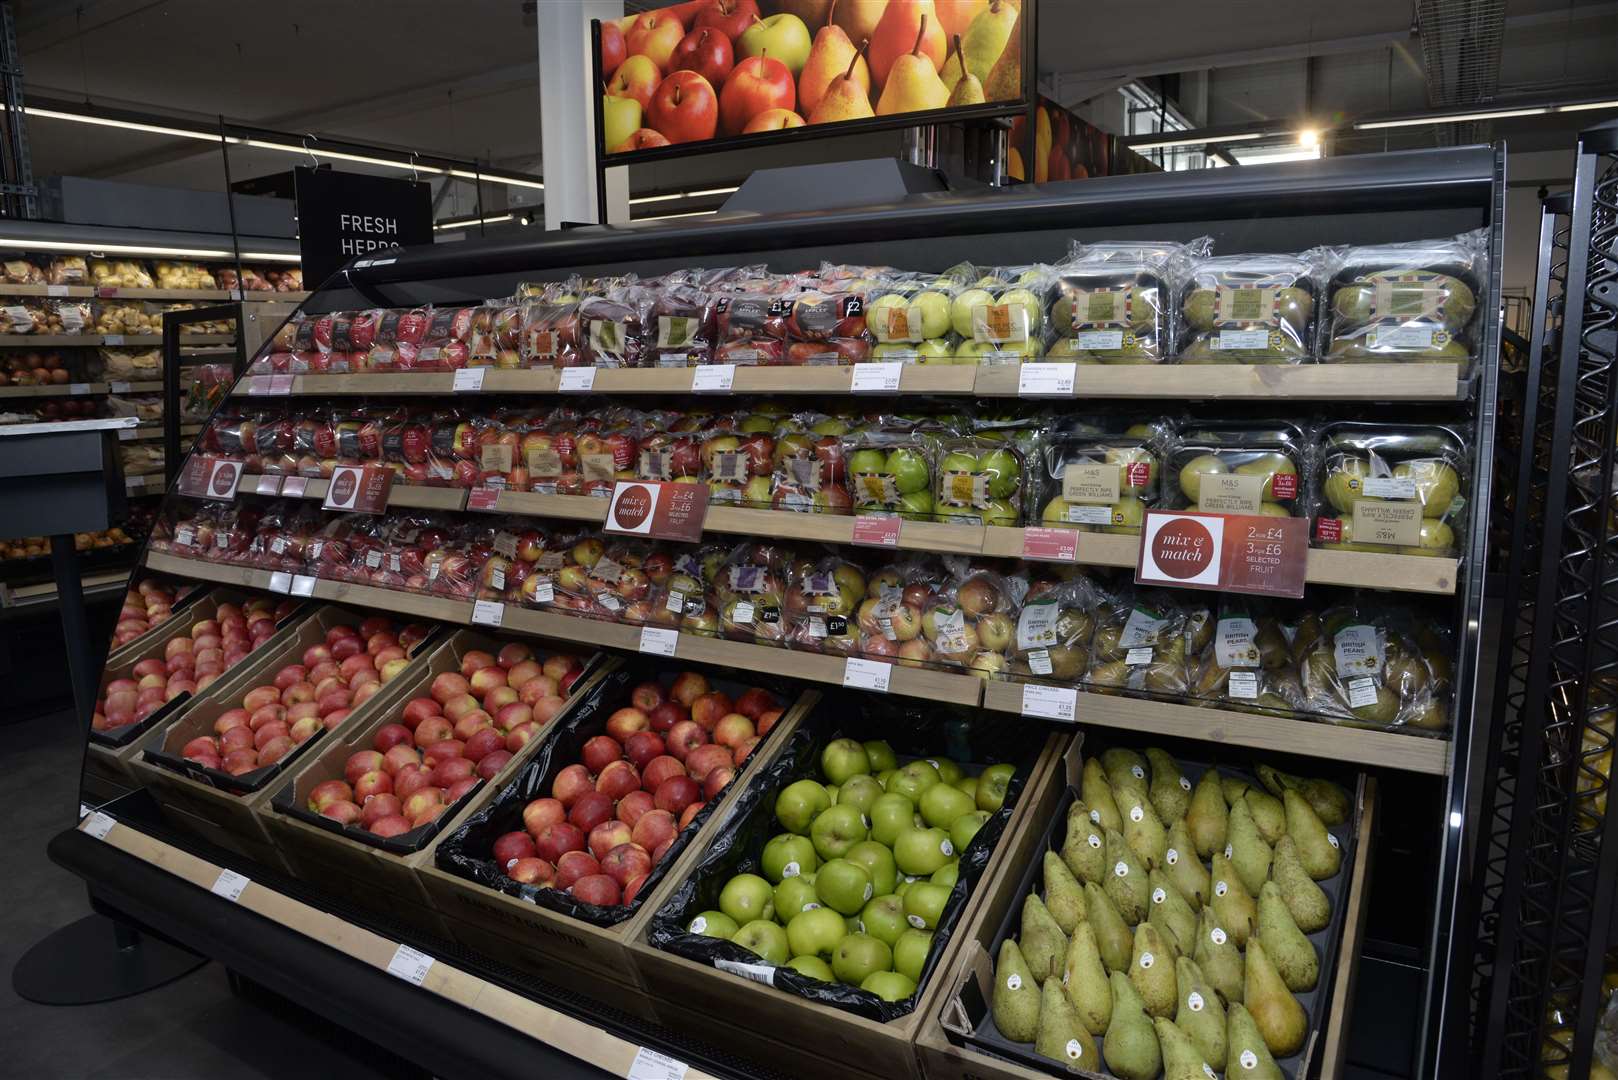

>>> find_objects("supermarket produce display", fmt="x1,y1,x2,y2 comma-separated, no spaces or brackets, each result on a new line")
58,147,1502,1080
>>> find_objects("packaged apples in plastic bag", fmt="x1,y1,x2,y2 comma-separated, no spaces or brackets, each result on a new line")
1034,420,1162,533
701,419,774,508
1165,420,1306,518
1312,423,1466,557
1298,602,1451,731
1085,588,1190,697
843,420,942,521
933,434,1026,526
578,278,646,368
467,301,523,368
951,264,1050,365
714,542,791,648
1179,253,1317,363
643,268,730,367
714,273,791,365
785,552,865,656
519,283,582,368
784,279,873,366
1047,238,1208,363
767,411,851,515
863,271,961,364
1322,230,1486,366
909,563,1024,679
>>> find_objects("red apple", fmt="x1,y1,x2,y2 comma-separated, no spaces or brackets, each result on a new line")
679,802,704,830
430,672,471,704
647,70,718,144
506,721,540,753
395,764,431,800
321,800,362,825
361,793,402,827
553,763,594,807
718,54,793,136
443,695,481,724
599,19,626,77
611,128,673,153
684,743,734,781
344,750,385,784
373,723,414,753
648,700,688,734
713,713,755,749
533,695,568,725
382,744,421,776
258,735,295,765
369,814,412,838
523,797,566,836
654,775,701,815
452,711,494,742
506,659,543,690
756,708,782,736
402,788,444,822
631,809,677,852
703,765,736,800
508,857,555,885
569,791,616,833
641,755,688,791
414,716,454,746
588,819,634,860
741,108,804,133
308,778,354,812
624,873,650,904
601,841,654,888
616,789,655,826
475,750,512,780
534,821,586,863
670,26,733,87
557,853,606,894
596,759,642,800
581,734,624,774
625,10,685,71
459,649,497,678
605,707,651,742
666,720,708,760
494,830,537,867
623,731,666,769
690,691,733,731
422,739,466,767
669,671,709,706
734,687,775,719
736,735,762,763
353,770,393,801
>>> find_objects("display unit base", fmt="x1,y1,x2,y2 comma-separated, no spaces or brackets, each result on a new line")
11,912,207,1005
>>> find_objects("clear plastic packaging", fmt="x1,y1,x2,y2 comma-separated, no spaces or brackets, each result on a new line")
950,265,1050,365
1311,423,1467,557
1322,230,1486,366
1007,573,1099,681
577,280,645,368
785,553,865,656
0,258,42,285
1298,603,1450,731
1179,253,1317,363
784,282,872,366
842,423,940,520
1084,589,1190,697
714,542,791,647
89,258,154,289
701,422,774,507
467,302,523,368
1034,422,1161,533
644,268,731,367
863,271,960,364
1165,421,1307,517
933,435,1026,526
520,292,580,368
45,257,86,285
1185,597,1304,714
713,275,790,366
1047,239,1207,363
769,411,851,514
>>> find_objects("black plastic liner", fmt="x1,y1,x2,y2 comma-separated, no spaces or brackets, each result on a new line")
645,697,1046,1023
435,660,803,928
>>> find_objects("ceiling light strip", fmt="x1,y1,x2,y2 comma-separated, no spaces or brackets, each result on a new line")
1128,132,1266,151
1354,107,1549,130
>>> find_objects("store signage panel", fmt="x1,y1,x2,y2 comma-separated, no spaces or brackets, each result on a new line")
1135,510,1308,598
294,167,432,287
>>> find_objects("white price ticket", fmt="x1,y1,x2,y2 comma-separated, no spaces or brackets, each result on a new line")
850,362,902,393
471,599,504,627
210,869,250,902
843,657,892,693
267,572,293,594
559,367,597,392
639,626,679,657
1021,683,1077,721
690,364,735,392
628,1047,690,1080
289,575,317,597
451,367,486,392
1018,363,1076,397
82,812,116,839
385,944,434,986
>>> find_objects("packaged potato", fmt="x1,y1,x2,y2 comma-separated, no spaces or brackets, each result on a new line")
1034,420,1163,533
862,270,961,364
45,256,87,285
1165,421,1307,517
1312,423,1466,557
1323,231,1486,365
153,260,216,290
1,258,44,284
1179,253,1317,363
94,301,159,336
1048,239,1208,363
0,300,47,334
950,263,1051,364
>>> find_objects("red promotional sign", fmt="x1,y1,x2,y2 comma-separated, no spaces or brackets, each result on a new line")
176,456,242,502
851,515,901,549
1135,510,1309,598
604,480,708,544
467,486,501,511
1021,526,1079,563
322,464,393,514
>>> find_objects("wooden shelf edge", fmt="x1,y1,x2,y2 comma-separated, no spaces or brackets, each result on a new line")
973,362,1462,400
0,285,307,302
981,679,1450,775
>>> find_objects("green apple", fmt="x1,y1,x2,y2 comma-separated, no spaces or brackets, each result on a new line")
1177,453,1228,502
776,779,831,835
953,775,978,803
895,879,914,898
786,906,848,959
774,875,820,920
687,910,738,939
912,290,951,338
811,417,850,438
930,862,960,889
860,894,907,946
601,94,641,154
918,783,976,829
788,955,835,981
862,970,917,1002
925,758,964,785
893,928,933,981
824,783,839,804
886,448,929,495
897,489,934,520
865,294,908,342
976,763,1015,811
815,857,874,915
889,760,943,803
810,803,869,861
951,288,994,339
909,338,954,364
737,414,775,434
762,833,819,883
846,915,864,936
978,449,1022,499
875,768,897,790
950,809,991,852
894,826,954,876
938,451,979,477
869,792,917,846
733,919,790,965
863,740,898,772
821,738,871,784
838,775,884,817
720,874,775,925
737,13,812,75
846,839,899,896
847,448,886,476
998,288,1043,337
902,882,950,930
832,933,892,986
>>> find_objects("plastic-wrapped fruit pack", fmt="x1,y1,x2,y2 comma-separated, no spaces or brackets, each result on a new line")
642,268,727,368
785,553,865,657
701,420,774,508
1035,422,1160,533
712,543,791,648
767,412,851,515
950,265,1050,365
933,435,1026,526
1007,573,1102,681
843,423,940,520
1298,603,1452,731
520,288,582,368
1084,590,1191,697
863,271,961,364
1166,422,1306,518
578,280,646,368
784,283,872,366
1322,231,1486,365
1047,239,1207,363
1312,423,1466,557
1180,254,1317,363
1185,597,1309,716
714,275,791,366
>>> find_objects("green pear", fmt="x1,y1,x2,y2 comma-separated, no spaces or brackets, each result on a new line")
1035,971,1099,1068
1227,1002,1286,1079
1244,789,1287,845
1155,1016,1216,1080
1194,905,1245,1005
992,939,1041,1042
1060,922,1111,1035
1244,940,1307,1056
1187,769,1229,859
874,15,949,116
939,34,968,94
1104,971,1163,1080
1061,801,1107,884
1256,764,1351,825
1272,835,1331,932
1175,956,1228,1069
960,0,1018,82
1104,828,1150,925
980,2,1022,102
1019,892,1068,984
1284,789,1341,880
1148,870,1198,956
1164,821,1211,904
1145,747,1192,824
1043,851,1086,934
1083,759,1124,833
1257,881,1319,992
1209,852,1257,948
1117,787,1168,870
1222,775,1254,806
1102,748,1151,800
1084,881,1133,973
1129,923,1178,1018
1227,800,1272,896
945,67,984,107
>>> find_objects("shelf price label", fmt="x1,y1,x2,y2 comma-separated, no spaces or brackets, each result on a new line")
451,367,486,392
1017,363,1076,397
322,465,392,514
289,575,317,597
176,456,243,502
254,475,283,496
386,944,435,986
246,375,272,395
628,1047,690,1080
210,868,250,902
559,367,596,393
280,476,309,499
843,657,892,693
604,480,709,544
690,364,735,393
1021,683,1077,722
68,382,91,395
467,486,501,512
267,572,293,594
82,811,116,840
851,362,902,393
267,374,294,395
638,626,679,657
471,599,504,627
46,284,68,297
1020,526,1078,562
103,333,125,345
1136,510,1309,598
851,515,901,548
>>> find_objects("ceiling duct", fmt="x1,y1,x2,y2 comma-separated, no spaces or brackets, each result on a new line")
1415,0,1507,145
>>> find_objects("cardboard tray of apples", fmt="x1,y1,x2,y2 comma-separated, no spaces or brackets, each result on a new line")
952,745,1364,1080
644,699,1045,1022
433,661,801,924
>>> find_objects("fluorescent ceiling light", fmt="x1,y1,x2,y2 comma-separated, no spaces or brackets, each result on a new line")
434,214,514,230
1559,100,1618,113
240,252,302,263
634,209,718,222
1356,107,1549,130
0,237,232,257
24,106,221,142
448,168,544,190
686,186,739,197
1130,131,1265,151
629,192,685,205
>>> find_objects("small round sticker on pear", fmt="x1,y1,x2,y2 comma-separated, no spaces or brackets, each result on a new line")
1188,991,1205,1012
1241,1050,1259,1070
1130,805,1144,822
1179,776,1192,791
1006,972,1022,990
1215,880,1228,897
1152,888,1166,905
1131,765,1145,779
1114,861,1130,878
1138,951,1155,969
1166,848,1180,866
1088,834,1102,849
1066,1039,1084,1060
1211,926,1227,945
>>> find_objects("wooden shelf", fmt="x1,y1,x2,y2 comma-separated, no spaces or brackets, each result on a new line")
0,284,308,303
491,490,611,522
980,678,1451,775
972,362,1463,401
240,474,469,512
0,333,233,347
117,422,203,442
0,381,105,398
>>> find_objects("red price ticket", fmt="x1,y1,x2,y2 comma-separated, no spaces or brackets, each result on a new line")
467,487,501,511
850,515,901,548
1020,526,1079,562
1136,510,1308,598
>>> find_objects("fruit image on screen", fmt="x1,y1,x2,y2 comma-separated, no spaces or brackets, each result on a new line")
600,0,1026,156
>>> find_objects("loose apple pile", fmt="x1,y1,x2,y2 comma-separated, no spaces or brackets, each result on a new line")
307,643,588,836
178,616,425,776
95,598,293,733
684,737,1015,1003
109,578,181,647
496,671,782,908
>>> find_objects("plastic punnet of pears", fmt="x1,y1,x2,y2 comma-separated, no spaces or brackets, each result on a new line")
1186,598,1312,717
683,736,1020,1008
951,264,1052,366
1167,423,1306,518
1180,254,1317,364
1323,231,1486,366
841,425,940,521
1046,238,1209,365
1039,424,1162,533
863,270,963,365
1298,602,1454,731
1311,423,1466,558
935,435,1027,526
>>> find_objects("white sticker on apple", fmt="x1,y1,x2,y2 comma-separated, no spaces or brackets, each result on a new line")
910,914,927,929
863,883,873,901
803,903,820,911
782,861,800,878
689,917,707,934
940,839,954,856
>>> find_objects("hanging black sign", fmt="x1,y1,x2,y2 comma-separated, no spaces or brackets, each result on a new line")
293,166,432,288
